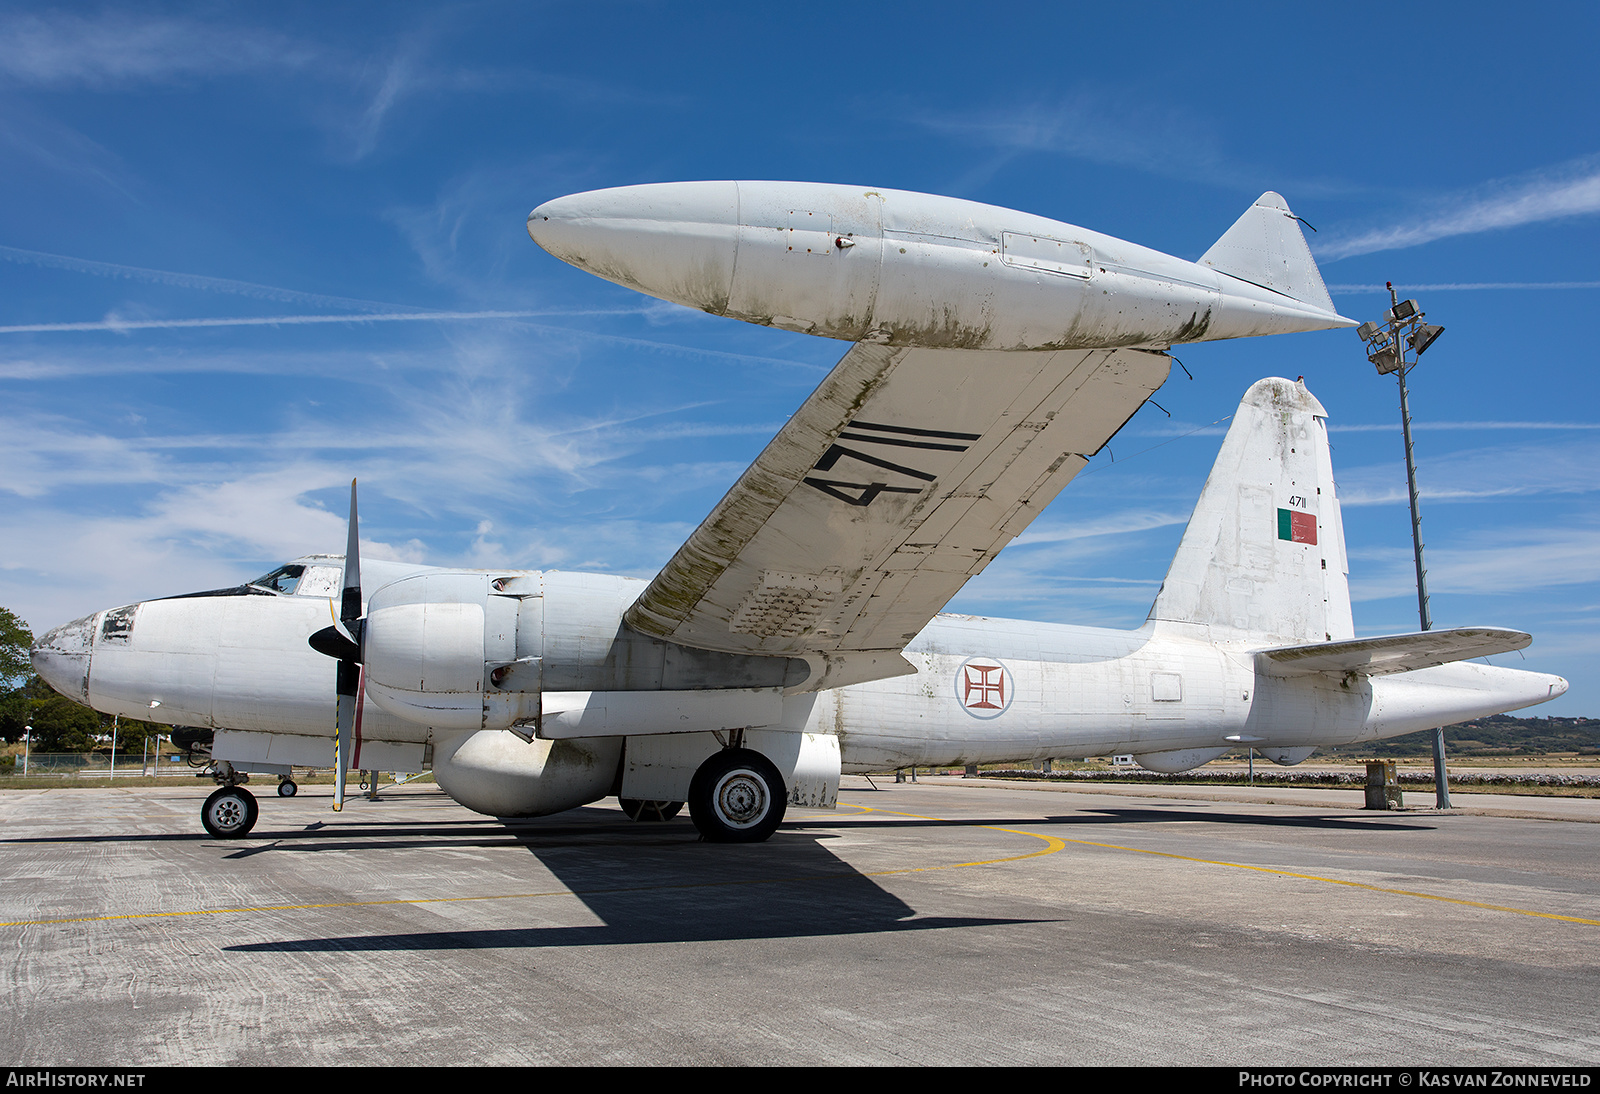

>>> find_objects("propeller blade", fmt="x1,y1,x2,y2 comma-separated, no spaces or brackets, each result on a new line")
330,478,362,813
341,479,362,630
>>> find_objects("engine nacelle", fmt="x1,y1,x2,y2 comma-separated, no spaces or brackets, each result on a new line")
433,730,620,817
362,572,536,732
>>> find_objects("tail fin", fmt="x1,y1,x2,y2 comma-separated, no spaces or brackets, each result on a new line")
1149,377,1353,645
1200,192,1337,316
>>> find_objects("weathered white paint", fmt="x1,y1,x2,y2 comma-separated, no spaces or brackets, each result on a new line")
527,182,1352,351
622,342,1171,676
30,380,1567,825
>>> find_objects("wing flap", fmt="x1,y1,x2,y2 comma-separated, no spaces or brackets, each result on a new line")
625,341,1170,668
1254,626,1532,678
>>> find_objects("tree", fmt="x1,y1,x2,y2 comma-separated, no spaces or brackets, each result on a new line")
22,676,99,751
0,608,32,743
0,608,29,687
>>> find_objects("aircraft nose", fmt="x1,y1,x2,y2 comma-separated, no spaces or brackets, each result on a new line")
31,612,100,706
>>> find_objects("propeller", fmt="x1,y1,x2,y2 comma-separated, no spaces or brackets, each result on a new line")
309,480,364,812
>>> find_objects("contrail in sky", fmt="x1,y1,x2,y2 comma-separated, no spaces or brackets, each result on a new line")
1329,281,1600,293
1315,159,1600,259
0,243,423,313
0,310,557,333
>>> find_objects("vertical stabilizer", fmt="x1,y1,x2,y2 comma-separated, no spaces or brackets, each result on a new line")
1149,377,1353,644
1200,193,1338,316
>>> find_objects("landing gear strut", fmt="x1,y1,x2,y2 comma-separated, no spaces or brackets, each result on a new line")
687,748,786,843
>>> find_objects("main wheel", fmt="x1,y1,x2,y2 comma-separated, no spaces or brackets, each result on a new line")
619,798,683,822
277,779,298,798
202,787,259,839
687,748,786,843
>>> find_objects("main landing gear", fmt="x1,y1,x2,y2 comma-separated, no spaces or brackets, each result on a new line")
687,748,786,843
620,798,683,821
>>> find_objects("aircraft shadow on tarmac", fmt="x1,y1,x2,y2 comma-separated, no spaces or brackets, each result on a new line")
219,806,1050,952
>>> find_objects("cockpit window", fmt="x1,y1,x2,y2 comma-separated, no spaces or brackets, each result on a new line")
100,604,138,644
295,565,342,598
249,564,305,595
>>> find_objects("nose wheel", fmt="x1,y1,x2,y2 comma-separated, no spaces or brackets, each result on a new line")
201,786,259,839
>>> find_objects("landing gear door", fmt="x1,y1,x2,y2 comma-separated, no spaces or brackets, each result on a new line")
619,730,840,808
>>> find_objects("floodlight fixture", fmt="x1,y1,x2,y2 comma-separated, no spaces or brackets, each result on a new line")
1363,283,1450,807
1388,298,1420,322
1409,322,1444,356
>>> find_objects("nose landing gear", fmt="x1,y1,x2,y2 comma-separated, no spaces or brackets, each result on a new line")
201,785,259,838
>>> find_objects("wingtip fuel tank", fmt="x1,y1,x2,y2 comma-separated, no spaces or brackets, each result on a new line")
528,181,1355,351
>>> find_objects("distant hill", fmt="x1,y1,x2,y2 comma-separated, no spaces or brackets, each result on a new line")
1318,714,1600,758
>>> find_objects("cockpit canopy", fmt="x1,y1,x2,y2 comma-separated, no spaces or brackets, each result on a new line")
247,558,343,598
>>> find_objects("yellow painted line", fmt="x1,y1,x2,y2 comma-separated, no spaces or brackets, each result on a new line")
0,804,1064,928
836,801,1600,926
11,799,1587,931
838,803,1067,873
1049,835,1600,927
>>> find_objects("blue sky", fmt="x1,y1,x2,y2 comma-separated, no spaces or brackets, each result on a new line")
1,3,1595,715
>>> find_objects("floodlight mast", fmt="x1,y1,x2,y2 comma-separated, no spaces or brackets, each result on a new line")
1358,282,1450,807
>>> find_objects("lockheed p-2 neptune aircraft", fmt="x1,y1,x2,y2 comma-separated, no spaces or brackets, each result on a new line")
31,183,1566,841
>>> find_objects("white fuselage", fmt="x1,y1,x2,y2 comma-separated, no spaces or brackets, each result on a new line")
34,565,1565,795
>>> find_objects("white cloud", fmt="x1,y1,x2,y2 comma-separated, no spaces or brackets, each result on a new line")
1329,281,1600,293
1010,509,1192,547
916,93,1229,183
1318,157,1600,260
0,244,425,314
0,12,315,87
0,309,566,335
1335,437,1600,507
1350,524,1600,603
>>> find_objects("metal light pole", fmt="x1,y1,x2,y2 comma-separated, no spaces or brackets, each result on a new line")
1357,284,1450,807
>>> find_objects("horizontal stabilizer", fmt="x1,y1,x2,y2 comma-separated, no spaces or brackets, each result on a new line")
1200,192,1338,316
1254,626,1532,678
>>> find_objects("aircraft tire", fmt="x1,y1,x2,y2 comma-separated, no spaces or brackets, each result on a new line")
619,798,683,821
202,787,259,839
277,780,298,798
687,748,786,843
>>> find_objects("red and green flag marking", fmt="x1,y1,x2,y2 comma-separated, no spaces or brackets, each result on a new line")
1278,507,1317,545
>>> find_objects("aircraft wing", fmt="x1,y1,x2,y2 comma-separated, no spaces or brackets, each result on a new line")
624,342,1171,688
1254,626,1532,678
